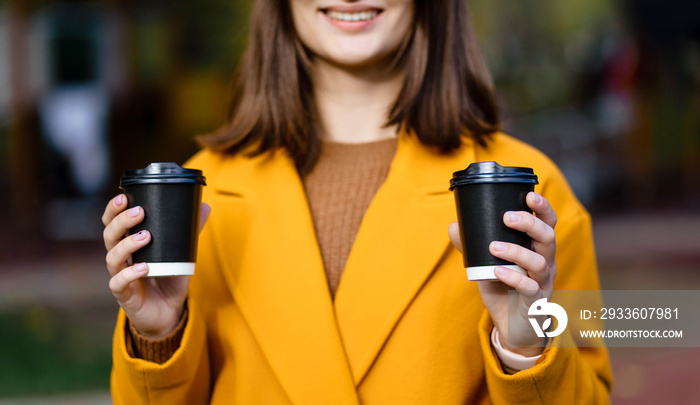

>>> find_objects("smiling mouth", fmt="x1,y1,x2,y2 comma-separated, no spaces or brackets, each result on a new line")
321,8,383,22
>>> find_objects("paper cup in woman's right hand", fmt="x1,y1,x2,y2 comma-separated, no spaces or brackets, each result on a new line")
450,161,538,281
120,162,206,277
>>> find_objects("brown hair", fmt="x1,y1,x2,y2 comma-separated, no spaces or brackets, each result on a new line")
198,0,500,174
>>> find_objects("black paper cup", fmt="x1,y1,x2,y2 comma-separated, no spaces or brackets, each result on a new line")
120,163,206,277
449,162,538,281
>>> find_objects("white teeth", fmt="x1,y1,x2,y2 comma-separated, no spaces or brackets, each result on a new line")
326,10,379,22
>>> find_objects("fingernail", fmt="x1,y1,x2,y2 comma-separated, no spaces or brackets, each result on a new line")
491,241,506,252
495,267,508,277
133,230,148,241
113,195,123,207
506,212,520,223
128,207,141,218
134,263,148,273
533,193,542,205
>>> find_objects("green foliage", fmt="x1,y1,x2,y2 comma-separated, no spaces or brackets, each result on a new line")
134,0,251,70
469,0,619,114
0,306,115,397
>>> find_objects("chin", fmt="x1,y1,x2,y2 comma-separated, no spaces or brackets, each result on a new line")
321,48,394,70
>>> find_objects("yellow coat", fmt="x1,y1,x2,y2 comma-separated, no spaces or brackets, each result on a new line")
111,132,613,404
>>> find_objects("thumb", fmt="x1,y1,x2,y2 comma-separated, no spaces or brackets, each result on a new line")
448,222,462,253
199,203,212,233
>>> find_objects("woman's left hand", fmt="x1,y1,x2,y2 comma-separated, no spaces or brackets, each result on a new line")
448,191,557,357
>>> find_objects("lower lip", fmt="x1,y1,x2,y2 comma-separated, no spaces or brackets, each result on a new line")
319,11,383,31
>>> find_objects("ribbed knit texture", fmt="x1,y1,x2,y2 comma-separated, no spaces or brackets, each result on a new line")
126,307,188,365
303,138,398,297
127,137,398,362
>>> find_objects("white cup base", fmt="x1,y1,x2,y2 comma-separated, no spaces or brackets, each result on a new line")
466,264,526,281
145,262,195,277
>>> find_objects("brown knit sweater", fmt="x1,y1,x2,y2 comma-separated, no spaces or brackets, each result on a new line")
303,138,398,296
127,138,399,363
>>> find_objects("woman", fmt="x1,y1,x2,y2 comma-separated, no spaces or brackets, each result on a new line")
103,0,613,403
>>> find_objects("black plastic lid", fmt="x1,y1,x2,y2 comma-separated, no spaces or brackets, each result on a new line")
449,161,537,190
120,162,206,187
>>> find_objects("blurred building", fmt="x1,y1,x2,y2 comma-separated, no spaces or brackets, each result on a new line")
1,0,247,243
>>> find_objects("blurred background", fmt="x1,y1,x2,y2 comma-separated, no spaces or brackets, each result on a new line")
0,0,698,403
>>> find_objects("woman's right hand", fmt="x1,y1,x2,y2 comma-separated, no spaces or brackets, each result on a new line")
102,194,211,339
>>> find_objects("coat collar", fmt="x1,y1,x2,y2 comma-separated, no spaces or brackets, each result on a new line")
333,134,475,383
208,133,476,401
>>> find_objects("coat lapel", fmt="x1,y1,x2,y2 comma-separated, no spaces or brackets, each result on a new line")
333,134,476,384
209,150,359,405
206,133,477,398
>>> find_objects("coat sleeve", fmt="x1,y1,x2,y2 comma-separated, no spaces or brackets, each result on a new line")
110,150,222,405
478,161,614,403
110,298,211,405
